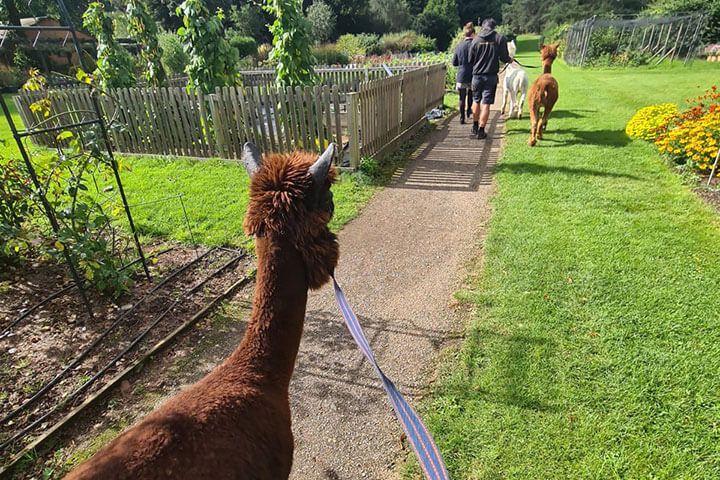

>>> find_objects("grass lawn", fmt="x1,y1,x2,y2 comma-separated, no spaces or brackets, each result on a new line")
417,36,720,478
1,94,378,248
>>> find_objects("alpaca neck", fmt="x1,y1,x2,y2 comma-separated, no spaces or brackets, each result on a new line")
228,235,309,390
543,61,553,75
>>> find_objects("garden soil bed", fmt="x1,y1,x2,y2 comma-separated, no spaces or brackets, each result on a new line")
696,176,720,213
0,244,256,476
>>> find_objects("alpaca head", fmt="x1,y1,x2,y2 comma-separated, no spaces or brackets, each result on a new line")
242,143,339,289
507,40,517,59
540,43,559,63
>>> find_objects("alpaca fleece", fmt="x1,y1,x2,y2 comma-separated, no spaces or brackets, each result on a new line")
527,44,560,146
65,151,339,480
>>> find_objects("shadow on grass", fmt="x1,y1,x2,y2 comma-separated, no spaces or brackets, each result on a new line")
505,126,630,148
495,162,641,180
449,327,559,413
550,109,596,119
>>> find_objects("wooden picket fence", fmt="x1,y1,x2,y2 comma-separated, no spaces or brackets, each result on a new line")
238,65,426,93
14,63,446,168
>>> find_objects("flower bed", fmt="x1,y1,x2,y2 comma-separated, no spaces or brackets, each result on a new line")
626,86,720,174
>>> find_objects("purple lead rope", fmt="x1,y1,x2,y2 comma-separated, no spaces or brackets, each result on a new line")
331,275,450,480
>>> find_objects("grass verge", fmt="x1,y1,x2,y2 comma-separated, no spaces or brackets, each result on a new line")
414,36,720,478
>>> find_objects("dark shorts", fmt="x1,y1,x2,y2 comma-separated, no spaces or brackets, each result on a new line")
471,74,498,104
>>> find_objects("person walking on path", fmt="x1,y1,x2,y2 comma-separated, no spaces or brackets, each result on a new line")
468,18,512,139
452,22,475,125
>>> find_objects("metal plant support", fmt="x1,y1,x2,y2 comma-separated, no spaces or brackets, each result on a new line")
0,0,150,319
564,13,707,67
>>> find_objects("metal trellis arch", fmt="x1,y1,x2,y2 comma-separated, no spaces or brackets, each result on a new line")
0,0,150,319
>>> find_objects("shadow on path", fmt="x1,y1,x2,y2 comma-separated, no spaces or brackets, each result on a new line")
388,111,505,192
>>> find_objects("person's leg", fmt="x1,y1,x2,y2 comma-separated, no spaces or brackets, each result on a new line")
477,75,498,139
471,77,482,134
458,86,467,124
465,88,473,118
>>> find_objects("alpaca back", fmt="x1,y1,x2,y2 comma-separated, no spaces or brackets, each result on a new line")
529,74,558,110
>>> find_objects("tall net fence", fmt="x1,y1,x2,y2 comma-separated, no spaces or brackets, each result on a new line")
564,14,707,67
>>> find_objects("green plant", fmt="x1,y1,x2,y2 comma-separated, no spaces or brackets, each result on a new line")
0,156,35,263
227,34,258,59
414,11,453,50
312,44,351,65
228,3,272,44
337,33,381,57
83,2,136,89
264,0,318,87
496,23,518,43
306,0,337,44
257,43,273,63
22,70,132,297
176,0,239,94
158,33,189,75
359,157,380,179
380,30,436,52
126,0,167,86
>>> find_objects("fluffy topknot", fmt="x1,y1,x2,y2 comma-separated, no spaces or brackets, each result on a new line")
243,151,339,289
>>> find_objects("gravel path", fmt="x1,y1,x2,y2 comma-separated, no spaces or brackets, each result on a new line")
290,108,504,479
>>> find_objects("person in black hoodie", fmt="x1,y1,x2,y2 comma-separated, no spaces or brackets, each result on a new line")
468,18,512,139
452,22,475,124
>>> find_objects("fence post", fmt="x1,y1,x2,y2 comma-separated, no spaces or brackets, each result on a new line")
347,92,361,169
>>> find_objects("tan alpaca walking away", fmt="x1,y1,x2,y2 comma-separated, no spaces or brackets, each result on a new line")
527,44,560,146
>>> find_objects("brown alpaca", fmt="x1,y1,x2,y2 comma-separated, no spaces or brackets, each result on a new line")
65,143,339,480
527,43,560,146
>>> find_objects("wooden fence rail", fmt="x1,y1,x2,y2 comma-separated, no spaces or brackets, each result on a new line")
14,63,446,168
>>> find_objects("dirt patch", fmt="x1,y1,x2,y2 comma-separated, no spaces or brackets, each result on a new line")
0,245,255,476
696,176,720,213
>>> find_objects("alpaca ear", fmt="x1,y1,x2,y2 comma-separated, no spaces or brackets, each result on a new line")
241,143,262,177
309,143,335,186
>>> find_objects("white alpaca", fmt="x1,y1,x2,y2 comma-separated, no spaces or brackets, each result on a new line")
501,40,529,119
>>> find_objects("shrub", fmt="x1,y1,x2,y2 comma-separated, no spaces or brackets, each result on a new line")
0,157,35,263
0,67,26,90
257,43,273,63
655,86,720,172
414,11,453,50
158,33,189,75
312,44,350,65
228,34,258,58
496,24,517,43
337,33,380,57
625,103,679,141
380,30,436,53
306,0,336,44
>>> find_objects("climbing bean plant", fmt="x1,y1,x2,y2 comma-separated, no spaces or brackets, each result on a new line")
21,70,132,297
263,0,318,87
176,0,239,94
126,0,167,86
83,2,136,89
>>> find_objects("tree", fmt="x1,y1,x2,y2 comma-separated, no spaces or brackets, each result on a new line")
646,0,720,42
83,1,135,89
176,0,239,94
127,0,167,86
370,0,411,32
306,0,336,43
264,0,318,87
407,0,428,16
415,10,455,50
229,3,273,44
415,0,458,50
457,0,505,24
322,0,373,34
